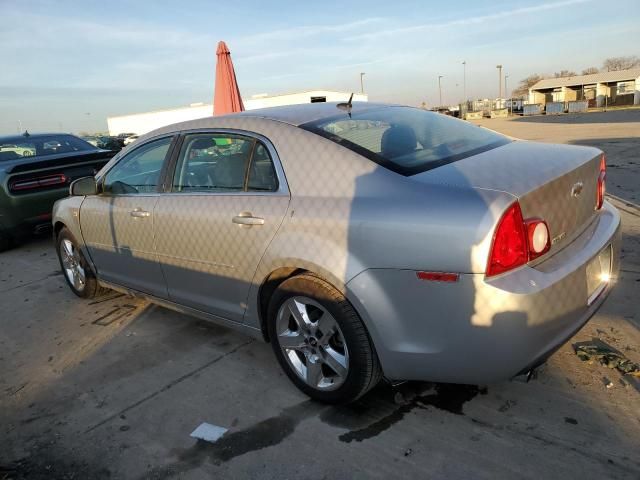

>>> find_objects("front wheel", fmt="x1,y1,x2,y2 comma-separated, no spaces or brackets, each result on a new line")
268,274,382,404
56,227,99,298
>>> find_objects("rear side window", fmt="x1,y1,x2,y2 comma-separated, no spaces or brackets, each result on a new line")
247,143,278,191
301,106,510,175
172,133,278,193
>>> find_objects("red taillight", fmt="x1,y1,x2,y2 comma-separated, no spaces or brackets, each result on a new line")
486,202,528,277
9,174,67,192
486,202,552,277
596,154,606,210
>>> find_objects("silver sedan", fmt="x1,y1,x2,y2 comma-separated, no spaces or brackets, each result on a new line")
52,102,620,403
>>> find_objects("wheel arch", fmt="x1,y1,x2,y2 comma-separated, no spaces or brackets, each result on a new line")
256,264,349,342
257,267,307,342
53,220,66,238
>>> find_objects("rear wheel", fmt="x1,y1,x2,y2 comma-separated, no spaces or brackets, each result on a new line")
268,274,382,404
56,227,99,298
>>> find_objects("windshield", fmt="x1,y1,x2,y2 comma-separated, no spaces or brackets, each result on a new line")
0,134,95,161
301,106,510,175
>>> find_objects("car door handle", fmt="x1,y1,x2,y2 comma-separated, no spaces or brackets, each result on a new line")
232,212,264,226
130,209,151,218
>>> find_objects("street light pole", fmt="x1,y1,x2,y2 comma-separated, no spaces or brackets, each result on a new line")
360,72,365,94
505,74,509,113
438,75,443,107
462,61,466,102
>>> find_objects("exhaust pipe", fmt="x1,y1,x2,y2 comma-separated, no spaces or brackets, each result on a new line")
34,224,52,235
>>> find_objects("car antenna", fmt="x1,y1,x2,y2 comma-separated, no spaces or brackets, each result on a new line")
23,130,30,137
337,93,354,117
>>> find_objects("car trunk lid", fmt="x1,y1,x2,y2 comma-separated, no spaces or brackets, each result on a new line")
4,150,115,196
411,140,603,256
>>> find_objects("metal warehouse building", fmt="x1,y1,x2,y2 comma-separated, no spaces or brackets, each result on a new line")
107,90,368,136
529,68,640,108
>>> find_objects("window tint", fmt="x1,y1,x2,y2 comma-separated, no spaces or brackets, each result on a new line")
103,136,171,194
301,106,510,176
0,134,94,161
173,133,277,193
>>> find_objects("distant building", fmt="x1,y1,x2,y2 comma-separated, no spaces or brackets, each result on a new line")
529,69,640,107
107,90,368,136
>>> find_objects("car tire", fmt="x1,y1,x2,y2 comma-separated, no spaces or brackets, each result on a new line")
56,227,99,298
268,273,382,404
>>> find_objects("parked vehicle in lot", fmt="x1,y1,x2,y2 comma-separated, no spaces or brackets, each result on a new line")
82,136,125,152
117,132,137,140
0,132,116,250
0,143,35,157
123,135,139,146
53,102,620,403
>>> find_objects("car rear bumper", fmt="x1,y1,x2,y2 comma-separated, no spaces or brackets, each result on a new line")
0,187,68,234
346,201,621,384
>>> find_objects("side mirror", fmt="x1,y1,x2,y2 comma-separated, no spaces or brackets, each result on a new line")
70,176,98,196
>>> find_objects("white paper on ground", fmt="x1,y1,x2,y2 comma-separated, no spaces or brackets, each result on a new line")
190,422,228,443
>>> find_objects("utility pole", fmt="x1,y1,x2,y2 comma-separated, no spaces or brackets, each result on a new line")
438,75,444,107
360,72,365,94
462,61,467,102
505,74,509,113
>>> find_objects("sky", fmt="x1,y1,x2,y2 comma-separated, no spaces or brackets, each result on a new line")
1,0,639,134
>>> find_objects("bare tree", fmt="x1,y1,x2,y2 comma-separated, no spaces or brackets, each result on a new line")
513,74,545,97
581,67,599,75
602,56,640,71
554,70,577,78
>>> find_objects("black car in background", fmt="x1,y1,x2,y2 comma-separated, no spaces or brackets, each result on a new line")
82,135,125,152
0,132,116,251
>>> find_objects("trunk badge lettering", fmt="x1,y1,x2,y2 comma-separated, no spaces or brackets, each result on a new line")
571,182,584,197
552,232,566,245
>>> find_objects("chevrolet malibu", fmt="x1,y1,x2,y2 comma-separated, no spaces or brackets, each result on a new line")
52,102,620,403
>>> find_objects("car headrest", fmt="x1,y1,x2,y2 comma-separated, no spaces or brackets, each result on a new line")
189,138,214,150
380,125,417,158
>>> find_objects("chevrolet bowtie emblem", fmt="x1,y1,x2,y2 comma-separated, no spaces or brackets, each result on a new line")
571,182,584,197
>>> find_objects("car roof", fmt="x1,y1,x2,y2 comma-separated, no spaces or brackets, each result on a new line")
232,101,397,126
0,132,77,142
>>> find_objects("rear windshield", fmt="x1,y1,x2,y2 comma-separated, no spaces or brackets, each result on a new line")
300,106,510,175
0,134,95,162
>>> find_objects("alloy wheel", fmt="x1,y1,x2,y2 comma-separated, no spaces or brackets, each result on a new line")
60,239,86,292
276,296,349,391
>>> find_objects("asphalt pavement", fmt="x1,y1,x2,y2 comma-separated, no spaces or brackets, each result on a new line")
1,109,639,479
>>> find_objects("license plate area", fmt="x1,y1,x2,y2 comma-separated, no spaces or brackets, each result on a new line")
586,245,612,305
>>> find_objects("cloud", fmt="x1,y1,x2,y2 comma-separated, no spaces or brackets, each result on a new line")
345,0,593,42
237,17,384,45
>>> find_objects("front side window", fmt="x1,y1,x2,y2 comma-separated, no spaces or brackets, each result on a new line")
301,106,510,175
103,136,172,194
172,133,278,193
